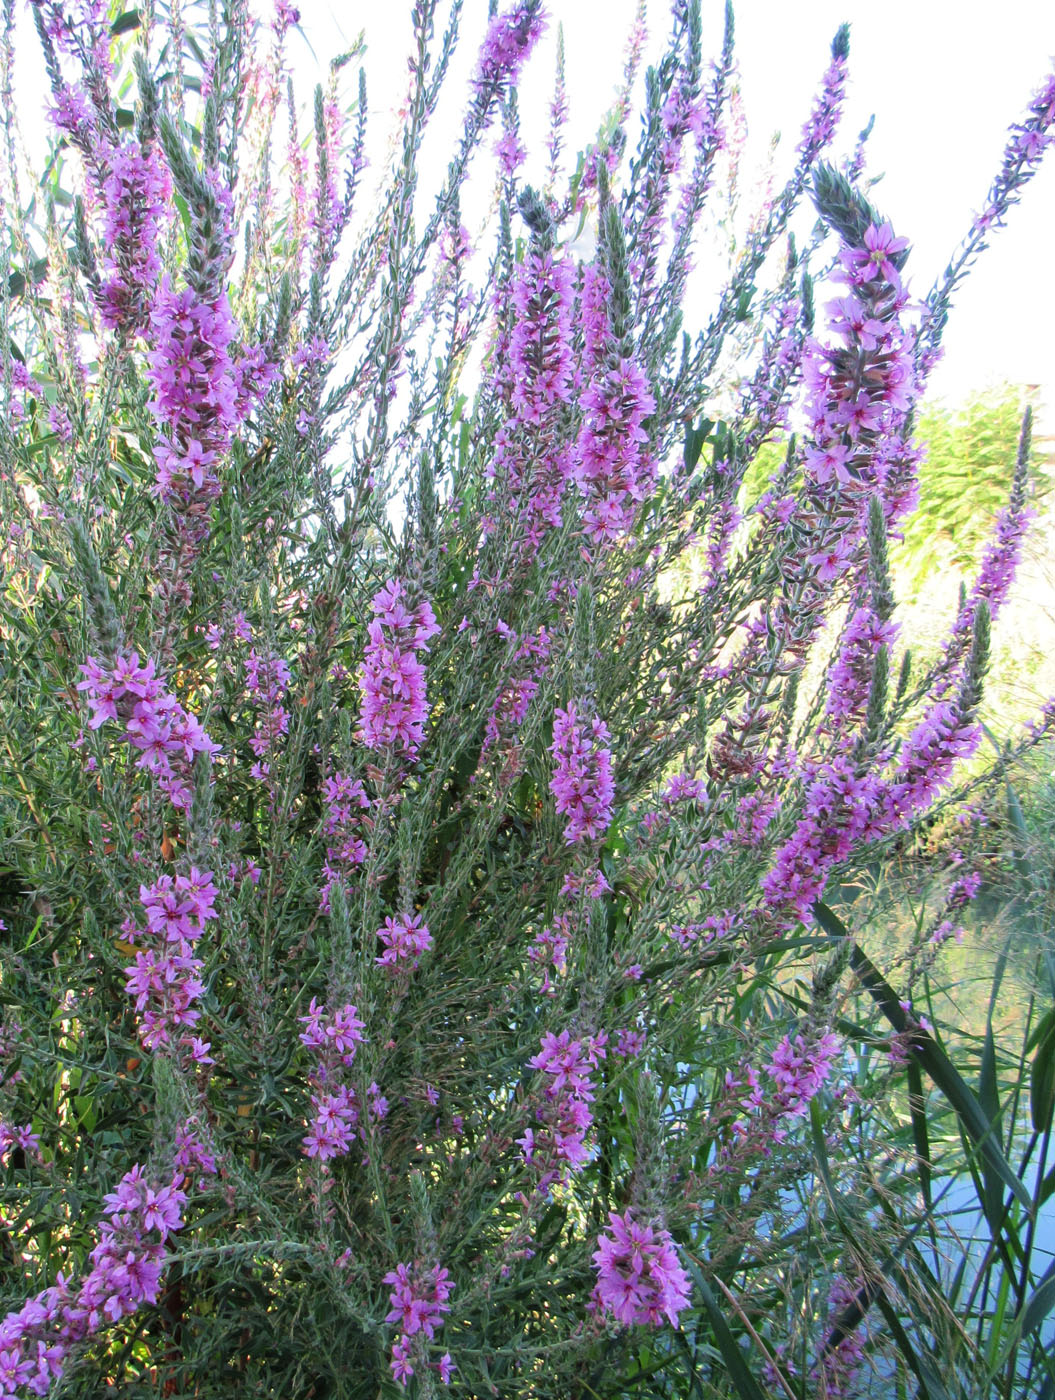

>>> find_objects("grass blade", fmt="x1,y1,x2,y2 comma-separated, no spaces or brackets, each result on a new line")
906,1055,933,1213
813,902,1033,1212
686,1262,768,1400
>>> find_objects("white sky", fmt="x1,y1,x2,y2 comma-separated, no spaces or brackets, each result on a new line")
287,0,1055,406
9,0,1055,406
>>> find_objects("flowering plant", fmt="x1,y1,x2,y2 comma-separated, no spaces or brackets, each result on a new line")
0,0,1052,1396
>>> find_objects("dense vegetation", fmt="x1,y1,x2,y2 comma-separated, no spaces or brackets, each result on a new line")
0,2,1053,1397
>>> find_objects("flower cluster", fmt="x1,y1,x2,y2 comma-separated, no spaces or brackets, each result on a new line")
473,2,545,96
318,772,370,914
714,1026,843,1172
311,93,347,265
761,757,886,918
98,140,170,333
935,422,1032,687
661,772,708,806
0,1119,41,1166
527,912,571,996
383,1262,454,1387
797,36,848,165
958,72,1055,264
765,1031,842,1120
479,624,552,778
591,1211,691,1328
489,243,575,545
823,607,899,733
887,697,982,819
173,1120,218,1188
245,647,292,776
121,869,217,1054
376,913,432,973
77,652,219,813
550,704,615,843
358,580,440,760
574,356,656,543
6,362,43,426
147,279,240,507
802,221,916,513
814,1276,867,1398
299,998,366,1161
508,242,574,414
0,1165,186,1398
520,1029,605,1187
632,72,718,309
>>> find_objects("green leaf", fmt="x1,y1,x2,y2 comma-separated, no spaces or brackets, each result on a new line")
683,416,714,473
110,10,141,34
906,1056,933,1212
869,1285,953,1400
1031,1009,1055,1134
814,902,1032,1212
172,190,191,239
8,258,48,300
1019,1257,1055,1346
690,1267,768,1400
978,940,1010,1230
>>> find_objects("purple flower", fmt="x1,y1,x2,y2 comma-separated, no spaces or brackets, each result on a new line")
522,1029,606,1184
77,652,219,813
384,1262,453,1339
146,278,240,505
592,1211,690,1327
98,140,170,333
529,1030,599,1101
358,581,439,759
574,355,656,544
550,704,615,844
0,1120,41,1165
473,3,545,94
120,870,218,1052
840,222,910,289
298,1000,368,1161
376,913,433,970
765,1032,841,1118
383,1261,454,1386
298,998,365,1065
303,1086,358,1160
797,47,848,165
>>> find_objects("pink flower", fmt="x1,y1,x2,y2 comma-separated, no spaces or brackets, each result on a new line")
846,221,909,287
473,3,545,93
376,913,433,970
592,1211,690,1327
550,704,615,843
358,581,438,758
384,1261,454,1385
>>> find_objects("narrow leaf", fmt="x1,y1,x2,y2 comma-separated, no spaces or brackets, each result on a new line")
1031,1009,1055,1135
814,902,1032,1211
689,1266,767,1400
906,1056,933,1212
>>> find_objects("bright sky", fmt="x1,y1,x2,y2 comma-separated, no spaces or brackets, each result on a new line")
285,0,1055,407
9,0,1055,407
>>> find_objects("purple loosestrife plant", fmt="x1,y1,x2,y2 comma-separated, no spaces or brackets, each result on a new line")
591,1210,691,1328
0,2,1053,1398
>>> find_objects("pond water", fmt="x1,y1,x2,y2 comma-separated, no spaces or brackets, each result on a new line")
839,870,1055,1382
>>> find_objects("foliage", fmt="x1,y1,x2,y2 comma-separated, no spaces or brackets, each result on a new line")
0,2,1052,1398
899,384,1044,596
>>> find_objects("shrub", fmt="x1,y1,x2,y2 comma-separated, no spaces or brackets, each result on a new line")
0,2,1053,1396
